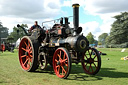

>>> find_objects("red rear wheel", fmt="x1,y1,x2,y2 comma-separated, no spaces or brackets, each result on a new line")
53,47,71,79
81,47,101,75
19,36,39,71
1,44,5,52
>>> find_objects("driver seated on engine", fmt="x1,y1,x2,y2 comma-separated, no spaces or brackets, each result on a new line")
28,21,45,41
29,21,41,32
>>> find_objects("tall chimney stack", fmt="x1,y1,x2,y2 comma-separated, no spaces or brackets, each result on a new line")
72,4,80,35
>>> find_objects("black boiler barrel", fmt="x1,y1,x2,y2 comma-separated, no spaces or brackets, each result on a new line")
64,35,89,52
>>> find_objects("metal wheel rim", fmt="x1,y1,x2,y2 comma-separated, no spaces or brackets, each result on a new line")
19,38,33,70
81,47,101,74
38,52,47,70
53,48,69,78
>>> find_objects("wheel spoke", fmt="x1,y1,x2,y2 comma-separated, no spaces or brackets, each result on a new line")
65,63,68,67
57,54,61,60
30,58,32,63
91,50,93,55
21,55,26,58
55,59,58,62
27,59,30,68
90,65,94,72
56,65,59,68
63,53,66,60
42,60,45,62
62,58,67,62
22,47,27,51
88,64,91,72
27,64,30,68
24,41,28,47
29,54,33,58
88,50,91,58
60,50,61,58
93,62,97,68
84,54,88,59
63,59,68,67
93,55,96,59
28,42,31,48
85,62,88,67
57,66,60,74
94,60,98,62
84,59,88,62
61,66,66,74
30,50,32,53
29,47,32,51
23,58,29,66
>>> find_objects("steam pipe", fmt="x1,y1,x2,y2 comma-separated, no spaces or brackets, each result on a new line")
17,24,28,35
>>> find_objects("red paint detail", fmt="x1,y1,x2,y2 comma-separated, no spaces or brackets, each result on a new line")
58,29,61,34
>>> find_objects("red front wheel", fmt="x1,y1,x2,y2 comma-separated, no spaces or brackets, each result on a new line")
81,47,101,75
53,47,71,79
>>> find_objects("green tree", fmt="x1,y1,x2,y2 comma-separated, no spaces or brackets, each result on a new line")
108,12,128,47
98,33,108,45
105,36,110,47
0,22,9,44
94,40,98,46
86,32,95,44
0,22,9,38
9,24,28,42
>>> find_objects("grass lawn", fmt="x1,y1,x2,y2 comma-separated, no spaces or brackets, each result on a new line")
0,48,128,85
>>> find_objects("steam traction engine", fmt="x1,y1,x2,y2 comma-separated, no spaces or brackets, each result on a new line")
17,4,101,79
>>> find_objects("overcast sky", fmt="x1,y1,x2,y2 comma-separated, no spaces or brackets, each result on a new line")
0,0,128,40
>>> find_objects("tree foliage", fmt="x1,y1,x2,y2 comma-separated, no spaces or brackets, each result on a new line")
98,33,108,45
0,22,9,44
0,22,9,38
9,24,28,42
86,32,95,44
107,12,128,47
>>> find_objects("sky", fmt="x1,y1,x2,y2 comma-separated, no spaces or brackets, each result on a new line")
0,0,128,40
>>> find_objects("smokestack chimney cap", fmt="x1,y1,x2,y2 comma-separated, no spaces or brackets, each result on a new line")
72,4,80,8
